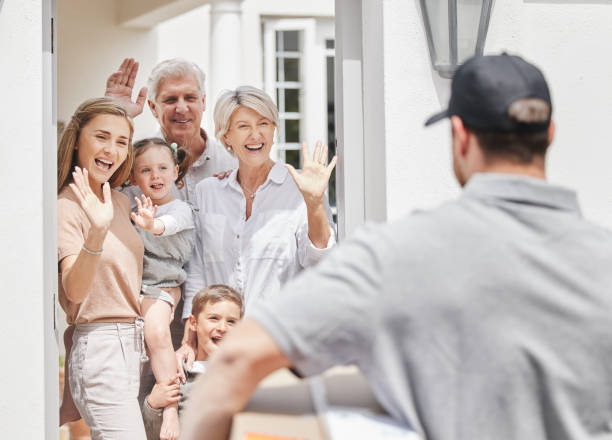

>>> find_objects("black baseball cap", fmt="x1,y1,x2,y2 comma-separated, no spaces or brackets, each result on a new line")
424,53,552,132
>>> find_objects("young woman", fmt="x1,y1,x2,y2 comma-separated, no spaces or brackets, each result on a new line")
57,97,146,439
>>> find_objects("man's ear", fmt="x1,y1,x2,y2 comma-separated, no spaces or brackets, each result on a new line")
201,94,206,113
148,99,158,119
450,115,469,157
547,120,555,146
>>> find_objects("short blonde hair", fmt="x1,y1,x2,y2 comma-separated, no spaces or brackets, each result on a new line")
214,86,279,150
57,97,134,193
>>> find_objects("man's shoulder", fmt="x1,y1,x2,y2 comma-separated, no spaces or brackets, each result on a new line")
206,137,237,164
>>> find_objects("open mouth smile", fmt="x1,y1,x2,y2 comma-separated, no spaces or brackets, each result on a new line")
211,335,223,345
150,183,164,190
94,158,113,171
245,143,264,151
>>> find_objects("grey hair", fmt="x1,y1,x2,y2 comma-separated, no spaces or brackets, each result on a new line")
147,58,206,102
214,86,279,150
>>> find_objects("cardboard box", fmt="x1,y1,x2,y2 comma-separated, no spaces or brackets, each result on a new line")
230,366,386,440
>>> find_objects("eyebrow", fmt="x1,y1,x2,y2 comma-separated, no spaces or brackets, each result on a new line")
235,118,268,124
94,129,129,140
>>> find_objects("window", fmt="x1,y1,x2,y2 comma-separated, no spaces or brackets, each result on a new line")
274,29,303,169
263,18,336,218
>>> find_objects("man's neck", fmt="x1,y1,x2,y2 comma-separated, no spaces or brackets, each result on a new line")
166,129,207,160
480,157,547,180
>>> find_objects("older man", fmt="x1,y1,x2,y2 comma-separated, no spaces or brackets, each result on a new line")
106,58,236,440
181,53,612,440
107,58,236,204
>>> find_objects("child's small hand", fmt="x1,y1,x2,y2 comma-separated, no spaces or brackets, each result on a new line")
131,195,158,232
146,374,181,409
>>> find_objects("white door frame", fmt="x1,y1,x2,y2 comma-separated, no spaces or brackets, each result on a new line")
334,0,387,239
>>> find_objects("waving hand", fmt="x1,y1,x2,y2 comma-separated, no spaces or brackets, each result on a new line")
286,141,337,208
69,167,114,233
105,58,148,118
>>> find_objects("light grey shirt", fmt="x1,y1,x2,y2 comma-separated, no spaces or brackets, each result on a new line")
250,173,612,440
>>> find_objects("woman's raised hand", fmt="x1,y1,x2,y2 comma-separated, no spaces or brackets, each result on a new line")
286,141,337,208
69,167,114,234
130,195,158,232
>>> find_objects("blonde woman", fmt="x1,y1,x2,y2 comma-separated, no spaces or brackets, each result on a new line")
182,86,336,342
57,97,146,439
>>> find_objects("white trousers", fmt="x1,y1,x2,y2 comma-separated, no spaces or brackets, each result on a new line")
69,321,147,440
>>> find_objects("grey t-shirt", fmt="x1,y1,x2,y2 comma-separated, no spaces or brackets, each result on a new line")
250,173,612,440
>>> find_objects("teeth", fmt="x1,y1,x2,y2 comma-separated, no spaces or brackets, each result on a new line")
245,144,263,150
95,158,112,170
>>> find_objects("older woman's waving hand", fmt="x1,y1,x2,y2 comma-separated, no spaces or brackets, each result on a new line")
285,141,337,249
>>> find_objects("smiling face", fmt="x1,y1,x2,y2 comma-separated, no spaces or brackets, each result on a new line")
75,114,131,189
190,299,241,361
131,145,178,205
223,106,276,169
148,73,205,144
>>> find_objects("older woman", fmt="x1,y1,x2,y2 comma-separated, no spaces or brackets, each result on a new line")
57,97,146,439
182,86,336,319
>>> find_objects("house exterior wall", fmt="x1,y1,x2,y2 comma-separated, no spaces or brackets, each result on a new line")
57,0,159,140
0,0,57,437
381,0,612,228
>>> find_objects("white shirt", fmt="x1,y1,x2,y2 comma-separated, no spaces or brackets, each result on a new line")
156,199,194,236
122,129,237,208
183,161,336,317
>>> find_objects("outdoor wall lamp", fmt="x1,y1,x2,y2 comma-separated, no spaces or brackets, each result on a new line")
420,0,493,78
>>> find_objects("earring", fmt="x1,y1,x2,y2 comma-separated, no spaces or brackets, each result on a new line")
226,146,232,153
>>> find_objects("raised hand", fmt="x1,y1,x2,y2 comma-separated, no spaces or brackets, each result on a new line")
105,58,148,118
69,167,114,234
286,141,337,208
130,194,158,232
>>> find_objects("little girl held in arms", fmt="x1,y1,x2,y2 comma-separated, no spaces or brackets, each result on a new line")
130,137,195,440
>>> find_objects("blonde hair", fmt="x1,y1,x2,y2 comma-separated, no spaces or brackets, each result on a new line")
214,86,279,150
147,58,206,102
57,97,134,193
191,285,244,319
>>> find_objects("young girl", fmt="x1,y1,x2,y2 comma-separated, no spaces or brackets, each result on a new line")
129,137,195,440
141,285,244,438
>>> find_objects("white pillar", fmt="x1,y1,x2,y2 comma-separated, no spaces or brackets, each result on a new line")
209,0,243,105
0,0,58,437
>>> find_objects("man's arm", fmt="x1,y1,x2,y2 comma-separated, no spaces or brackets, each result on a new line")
105,57,148,118
181,318,291,440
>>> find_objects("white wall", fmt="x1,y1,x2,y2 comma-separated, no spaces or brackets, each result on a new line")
0,0,57,437
381,0,612,229
58,0,159,140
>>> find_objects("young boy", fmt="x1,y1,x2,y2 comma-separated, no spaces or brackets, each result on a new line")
141,284,243,439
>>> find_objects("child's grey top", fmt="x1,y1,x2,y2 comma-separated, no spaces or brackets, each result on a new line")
138,199,195,289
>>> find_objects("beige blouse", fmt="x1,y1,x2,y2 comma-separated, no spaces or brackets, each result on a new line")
57,187,144,324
